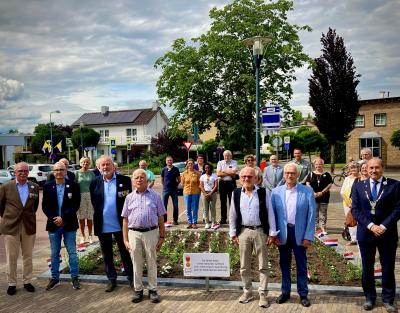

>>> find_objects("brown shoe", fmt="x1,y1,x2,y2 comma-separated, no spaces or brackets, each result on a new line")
186,224,193,229
192,224,198,229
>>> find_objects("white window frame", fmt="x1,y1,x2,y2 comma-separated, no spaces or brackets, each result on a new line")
374,113,386,126
355,115,365,127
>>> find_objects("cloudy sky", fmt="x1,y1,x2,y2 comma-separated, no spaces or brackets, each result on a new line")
0,0,398,133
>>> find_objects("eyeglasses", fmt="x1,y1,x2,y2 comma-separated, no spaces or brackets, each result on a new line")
246,159,254,162
54,169,66,172
16,170,29,173
241,175,253,179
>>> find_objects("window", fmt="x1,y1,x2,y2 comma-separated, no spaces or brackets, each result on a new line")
99,129,109,142
126,128,137,141
374,113,387,126
360,137,381,157
355,115,365,127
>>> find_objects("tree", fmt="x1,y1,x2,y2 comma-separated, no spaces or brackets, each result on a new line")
155,0,311,151
71,127,100,158
294,127,327,162
199,139,219,162
31,123,68,155
150,127,187,160
309,28,360,172
282,110,304,127
390,130,400,149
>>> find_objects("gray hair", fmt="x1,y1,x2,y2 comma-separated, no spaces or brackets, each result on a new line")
284,163,299,174
132,168,148,181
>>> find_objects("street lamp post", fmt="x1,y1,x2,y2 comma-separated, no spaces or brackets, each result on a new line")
242,36,272,166
49,110,61,163
80,121,84,158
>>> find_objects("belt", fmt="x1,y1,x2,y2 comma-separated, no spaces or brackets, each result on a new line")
129,226,158,232
287,223,295,228
243,225,262,230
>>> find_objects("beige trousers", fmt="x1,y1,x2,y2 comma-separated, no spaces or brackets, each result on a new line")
239,227,269,292
128,228,159,292
4,223,36,286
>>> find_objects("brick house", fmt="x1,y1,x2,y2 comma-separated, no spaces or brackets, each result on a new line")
346,96,400,167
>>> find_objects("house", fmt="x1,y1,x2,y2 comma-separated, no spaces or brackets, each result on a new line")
346,96,400,167
0,133,33,168
71,103,168,164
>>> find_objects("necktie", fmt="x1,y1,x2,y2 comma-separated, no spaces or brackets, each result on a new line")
273,168,278,186
371,180,378,201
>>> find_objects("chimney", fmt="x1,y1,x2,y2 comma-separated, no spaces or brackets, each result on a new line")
379,91,385,99
152,101,160,111
101,106,109,116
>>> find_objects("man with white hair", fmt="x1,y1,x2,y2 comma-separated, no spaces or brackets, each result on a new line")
270,163,316,307
122,169,166,303
217,150,237,225
0,162,40,295
358,148,372,164
139,160,155,188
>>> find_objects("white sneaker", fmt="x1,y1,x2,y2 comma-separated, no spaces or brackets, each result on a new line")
205,223,210,229
239,290,253,303
88,236,93,244
259,292,269,308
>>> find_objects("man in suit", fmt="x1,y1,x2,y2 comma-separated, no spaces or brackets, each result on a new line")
90,155,133,292
47,158,76,182
229,167,277,308
0,162,39,295
42,161,81,290
352,158,400,312
290,148,311,184
270,163,316,307
263,155,284,191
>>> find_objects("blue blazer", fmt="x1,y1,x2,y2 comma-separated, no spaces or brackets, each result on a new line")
42,179,80,232
271,183,316,246
352,177,400,243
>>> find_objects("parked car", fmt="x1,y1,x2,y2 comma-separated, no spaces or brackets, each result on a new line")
68,164,81,175
8,164,53,186
0,170,14,185
173,162,186,196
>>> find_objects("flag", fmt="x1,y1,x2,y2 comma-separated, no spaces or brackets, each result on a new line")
55,140,62,152
42,140,50,153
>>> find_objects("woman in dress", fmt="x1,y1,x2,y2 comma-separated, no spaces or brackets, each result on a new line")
199,163,218,229
340,162,360,245
76,157,95,244
305,158,333,235
181,159,201,229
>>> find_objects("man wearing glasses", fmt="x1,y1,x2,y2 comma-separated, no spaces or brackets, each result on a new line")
42,161,81,290
0,162,40,295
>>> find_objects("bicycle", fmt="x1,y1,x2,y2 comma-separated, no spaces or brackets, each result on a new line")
333,166,348,187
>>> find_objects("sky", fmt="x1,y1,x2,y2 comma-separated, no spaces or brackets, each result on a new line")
0,0,399,134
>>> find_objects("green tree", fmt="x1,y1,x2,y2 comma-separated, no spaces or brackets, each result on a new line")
155,0,311,151
294,127,327,162
390,130,400,149
31,123,68,155
309,28,360,173
71,127,100,158
150,127,188,161
199,139,219,162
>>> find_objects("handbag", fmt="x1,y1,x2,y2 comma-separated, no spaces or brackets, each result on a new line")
341,225,351,241
345,211,357,227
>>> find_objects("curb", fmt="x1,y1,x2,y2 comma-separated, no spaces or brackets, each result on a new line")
38,271,387,297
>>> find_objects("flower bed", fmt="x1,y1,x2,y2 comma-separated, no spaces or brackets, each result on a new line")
63,230,362,286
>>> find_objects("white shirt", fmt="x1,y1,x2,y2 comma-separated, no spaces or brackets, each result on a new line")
285,184,298,225
217,159,237,181
200,173,218,192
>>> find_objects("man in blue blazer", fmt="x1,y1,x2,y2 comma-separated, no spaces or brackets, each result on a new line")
90,155,133,292
42,161,81,291
270,163,316,307
352,158,400,312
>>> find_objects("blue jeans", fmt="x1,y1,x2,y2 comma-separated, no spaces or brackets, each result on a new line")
184,194,200,224
163,190,179,222
48,228,79,279
278,226,308,297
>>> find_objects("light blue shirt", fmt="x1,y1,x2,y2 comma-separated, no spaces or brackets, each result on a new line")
102,173,121,233
56,183,65,216
16,181,29,207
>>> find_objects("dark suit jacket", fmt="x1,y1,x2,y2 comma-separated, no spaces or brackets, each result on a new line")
47,171,76,183
0,180,40,235
90,174,132,236
42,179,80,232
352,177,400,243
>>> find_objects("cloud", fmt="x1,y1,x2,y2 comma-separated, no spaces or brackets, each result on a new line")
0,76,24,101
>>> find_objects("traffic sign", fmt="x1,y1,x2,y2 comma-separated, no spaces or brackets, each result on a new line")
84,146,96,151
127,143,132,150
284,136,290,144
110,138,116,148
284,143,290,151
111,148,116,154
272,136,283,147
66,138,73,147
262,105,281,129
183,141,192,151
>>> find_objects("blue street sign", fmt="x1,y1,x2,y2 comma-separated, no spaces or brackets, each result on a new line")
111,148,116,154
284,143,290,151
262,105,281,129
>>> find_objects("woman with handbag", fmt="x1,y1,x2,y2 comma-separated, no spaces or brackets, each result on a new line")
340,162,359,245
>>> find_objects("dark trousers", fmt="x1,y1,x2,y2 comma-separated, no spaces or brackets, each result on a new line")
358,239,397,303
219,180,235,223
98,231,133,282
163,190,179,222
278,226,308,297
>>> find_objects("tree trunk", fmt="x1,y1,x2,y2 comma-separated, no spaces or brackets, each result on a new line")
330,144,335,173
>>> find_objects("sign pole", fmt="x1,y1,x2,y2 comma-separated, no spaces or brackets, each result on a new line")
205,277,210,292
